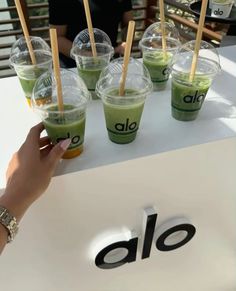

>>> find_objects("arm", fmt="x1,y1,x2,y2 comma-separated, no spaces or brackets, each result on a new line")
115,10,133,55
50,24,73,58
48,0,73,58
121,11,134,41
0,123,70,254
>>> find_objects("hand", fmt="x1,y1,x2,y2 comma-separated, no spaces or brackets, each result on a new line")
1,123,71,219
114,42,126,56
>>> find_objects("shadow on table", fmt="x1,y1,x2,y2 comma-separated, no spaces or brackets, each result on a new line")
201,98,236,120
200,68,236,120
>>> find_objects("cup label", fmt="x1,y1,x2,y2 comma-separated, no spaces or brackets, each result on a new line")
172,90,206,112
213,8,224,15
114,118,138,133
162,67,171,77
57,132,81,149
183,91,206,104
44,117,86,150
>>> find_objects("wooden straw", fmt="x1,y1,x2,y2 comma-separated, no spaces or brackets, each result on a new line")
159,0,167,60
50,28,64,112
14,0,36,65
189,0,208,82
119,21,135,96
83,0,97,58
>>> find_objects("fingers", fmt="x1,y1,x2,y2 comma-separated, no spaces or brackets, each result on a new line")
47,139,71,169
40,144,53,159
39,136,51,148
26,123,45,144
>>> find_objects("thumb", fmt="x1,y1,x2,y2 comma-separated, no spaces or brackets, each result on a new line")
48,139,71,169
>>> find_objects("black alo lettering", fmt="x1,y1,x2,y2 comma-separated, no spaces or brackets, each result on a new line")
214,8,223,15
156,223,196,251
56,133,80,144
95,238,138,269
162,67,170,76
56,132,70,143
72,135,80,144
95,210,196,269
115,119,137,132
141,212,157,259
183,91,205,103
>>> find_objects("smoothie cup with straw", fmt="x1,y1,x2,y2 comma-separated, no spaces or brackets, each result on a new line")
71,28,114,100
9,36,52,106
139,22,180,91
32,69,90,159
96,57,152,144
171,40,221,121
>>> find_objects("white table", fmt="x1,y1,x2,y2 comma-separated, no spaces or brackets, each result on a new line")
0,45,236,189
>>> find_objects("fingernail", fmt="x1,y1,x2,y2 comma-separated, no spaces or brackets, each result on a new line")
60,139,71,151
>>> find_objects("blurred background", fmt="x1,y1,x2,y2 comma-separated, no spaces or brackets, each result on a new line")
0,0,232,78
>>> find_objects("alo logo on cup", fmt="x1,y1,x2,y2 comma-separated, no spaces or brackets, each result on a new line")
162,67,171,76
115,118,138,132
93,207,196,269
214,8,224,15
57,132,81,145
183,90,206,103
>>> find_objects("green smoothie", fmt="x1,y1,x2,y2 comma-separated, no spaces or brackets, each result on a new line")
43,104,86,156
171,74,211,121
143,51,172,90
77,59,106,100
103,89,145,144
18,66,50,105
19,77,37,104
78,67,102,99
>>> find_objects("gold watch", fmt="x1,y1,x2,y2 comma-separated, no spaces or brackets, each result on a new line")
0,205,19,243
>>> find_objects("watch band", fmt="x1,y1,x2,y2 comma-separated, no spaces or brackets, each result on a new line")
0,205,19,243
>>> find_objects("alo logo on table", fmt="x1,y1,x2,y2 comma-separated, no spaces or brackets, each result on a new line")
94,207,196,269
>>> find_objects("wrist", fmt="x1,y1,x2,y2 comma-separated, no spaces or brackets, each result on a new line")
0,188,32,221
0,205,19,243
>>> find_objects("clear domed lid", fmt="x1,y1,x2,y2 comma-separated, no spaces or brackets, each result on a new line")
32,69,90,112
172,40,221,77
142,21,180,40
10,36,51,55
139,22,180,52
96,57,153,98
9,36,51,67
71,28,114,58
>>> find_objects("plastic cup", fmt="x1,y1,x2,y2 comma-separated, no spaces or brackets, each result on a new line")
209,0,213,9
32,69,90,159
171,40,221,121
96,57,153,144
9,36,52,106
139,22,180,91
71,28,114,100
211,0,233,18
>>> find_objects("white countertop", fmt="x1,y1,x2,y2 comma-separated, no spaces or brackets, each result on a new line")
0,45,236,189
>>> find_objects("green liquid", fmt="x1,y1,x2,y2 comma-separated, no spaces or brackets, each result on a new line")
18,67,50,104
103,89,145,144
143,52,172,91
77,59,106,100
171,74,211,121
43,104,86,151
19,77,37,103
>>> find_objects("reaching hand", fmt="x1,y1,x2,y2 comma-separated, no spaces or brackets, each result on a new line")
0,123,70,252
115,42,126,55
3,123,71,217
